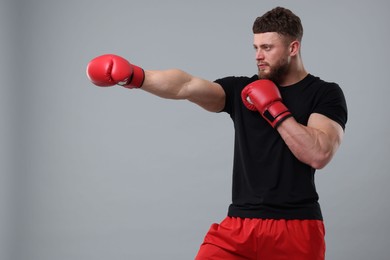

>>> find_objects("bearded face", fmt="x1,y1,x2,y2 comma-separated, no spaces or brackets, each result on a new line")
253,33,292,83
258,55,290,82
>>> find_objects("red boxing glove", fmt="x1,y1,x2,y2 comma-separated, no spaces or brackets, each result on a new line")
241,80,292,128
86,54,144,88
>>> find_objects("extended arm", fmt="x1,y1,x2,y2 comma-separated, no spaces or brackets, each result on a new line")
86,54,225,112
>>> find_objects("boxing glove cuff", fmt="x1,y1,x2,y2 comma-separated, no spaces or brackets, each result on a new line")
119,65,145,89
265,102,292,128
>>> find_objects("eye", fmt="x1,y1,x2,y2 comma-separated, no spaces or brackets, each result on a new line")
263,45,272,51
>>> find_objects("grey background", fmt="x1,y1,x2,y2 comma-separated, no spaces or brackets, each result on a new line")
1,0,389,259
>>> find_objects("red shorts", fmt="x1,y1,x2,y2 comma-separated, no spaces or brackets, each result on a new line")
195,217,325,260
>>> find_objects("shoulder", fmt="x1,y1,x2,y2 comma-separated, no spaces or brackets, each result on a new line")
299,74,346,105
307,75,343,93
307,75,348,129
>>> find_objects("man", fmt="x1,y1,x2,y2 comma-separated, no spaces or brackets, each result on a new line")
86,6,347,260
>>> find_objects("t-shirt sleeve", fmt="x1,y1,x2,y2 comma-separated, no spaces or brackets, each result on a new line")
214,76,236,114
314,83,348,130
214,75,257,115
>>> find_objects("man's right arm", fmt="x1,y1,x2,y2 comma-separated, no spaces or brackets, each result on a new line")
86,54,225,113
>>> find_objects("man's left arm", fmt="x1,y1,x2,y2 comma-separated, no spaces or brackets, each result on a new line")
241,79,345,169
277,114,344,169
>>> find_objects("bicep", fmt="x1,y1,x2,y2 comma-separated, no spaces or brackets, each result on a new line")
184,78,226,112
307,113,344,152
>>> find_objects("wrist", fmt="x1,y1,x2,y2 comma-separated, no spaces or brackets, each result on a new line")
119,65,145,89
264,101,292,128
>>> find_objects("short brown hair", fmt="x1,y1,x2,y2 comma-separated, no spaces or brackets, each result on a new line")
252,7,303,42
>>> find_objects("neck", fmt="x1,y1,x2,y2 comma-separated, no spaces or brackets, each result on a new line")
278,58,308,87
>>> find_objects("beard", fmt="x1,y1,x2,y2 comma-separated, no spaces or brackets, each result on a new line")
258,57,289,83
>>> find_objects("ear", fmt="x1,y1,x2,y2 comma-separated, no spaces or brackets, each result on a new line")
289,40,300,56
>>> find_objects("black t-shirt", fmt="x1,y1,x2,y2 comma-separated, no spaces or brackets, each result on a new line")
215,74,348,220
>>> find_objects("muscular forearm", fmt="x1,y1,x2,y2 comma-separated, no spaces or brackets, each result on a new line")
277,116,343,169
86,54,225,112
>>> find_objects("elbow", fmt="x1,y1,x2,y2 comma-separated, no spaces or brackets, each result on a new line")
310,160,328,170
308,152,333,170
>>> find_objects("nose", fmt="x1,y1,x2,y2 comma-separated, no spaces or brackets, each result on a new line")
255,49,264,61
